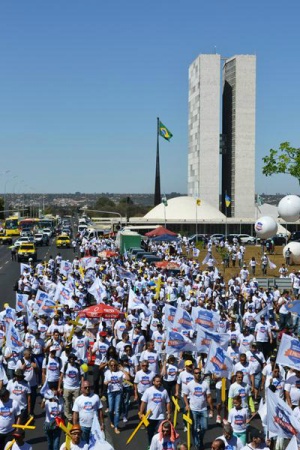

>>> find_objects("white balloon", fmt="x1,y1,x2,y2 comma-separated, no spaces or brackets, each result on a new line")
255,216,278,239
278,195,300,222
283,242,300,265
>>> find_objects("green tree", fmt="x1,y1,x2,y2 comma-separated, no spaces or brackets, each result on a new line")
94,196,116,209
262,142,300,183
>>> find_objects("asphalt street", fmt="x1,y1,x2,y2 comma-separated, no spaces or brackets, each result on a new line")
0,238,262,450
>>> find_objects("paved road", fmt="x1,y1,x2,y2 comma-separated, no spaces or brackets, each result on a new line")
0,238,262,450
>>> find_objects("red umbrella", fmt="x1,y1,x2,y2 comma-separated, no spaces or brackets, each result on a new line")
78,304,120,319
145,226,177,237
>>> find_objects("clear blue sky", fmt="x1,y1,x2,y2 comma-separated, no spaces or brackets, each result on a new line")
1,0,300,195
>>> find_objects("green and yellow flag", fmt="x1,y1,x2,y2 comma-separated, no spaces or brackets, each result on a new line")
159,121,173,141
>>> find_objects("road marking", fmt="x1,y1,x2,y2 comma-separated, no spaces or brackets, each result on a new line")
5,261,9,264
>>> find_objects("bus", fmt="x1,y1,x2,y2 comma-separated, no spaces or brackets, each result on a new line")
5,216,21,236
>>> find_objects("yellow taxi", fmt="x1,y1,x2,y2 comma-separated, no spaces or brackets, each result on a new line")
56,234,71,248
17,243,37,262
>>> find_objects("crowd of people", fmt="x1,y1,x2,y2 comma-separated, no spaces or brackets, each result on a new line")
0,230,299,450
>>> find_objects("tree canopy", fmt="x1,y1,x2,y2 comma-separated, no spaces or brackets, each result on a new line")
262,142,300,183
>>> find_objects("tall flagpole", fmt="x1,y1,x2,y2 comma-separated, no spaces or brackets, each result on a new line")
154,117,161,206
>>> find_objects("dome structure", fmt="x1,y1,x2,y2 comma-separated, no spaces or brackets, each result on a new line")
144,196,226,222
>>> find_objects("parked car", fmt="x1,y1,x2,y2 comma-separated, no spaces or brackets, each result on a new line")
210,234,225,244
34,233,49,246
238,234,256,245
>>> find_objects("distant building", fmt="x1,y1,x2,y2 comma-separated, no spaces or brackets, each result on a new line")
188,53,256,218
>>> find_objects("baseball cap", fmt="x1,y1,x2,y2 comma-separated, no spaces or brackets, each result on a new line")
251,429,264,439
15,369,25,377
99,331,107,337
50,346,57,352
185,360,193,367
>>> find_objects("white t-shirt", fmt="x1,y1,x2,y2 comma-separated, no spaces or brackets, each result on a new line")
61,363,82,390
141,386,170,420
92,341,109,365
104,370,124,393
0,398,21,434
255,322,271,342
7,379,31,410
228,406,249,432
285,375,300,406
42,356,61,382
184,380,210,412
134,370,155,394
216,434,243,450
177,370,195,397
139,350,159,374
228,382,250,408
72,394,102,428
45,398,64,422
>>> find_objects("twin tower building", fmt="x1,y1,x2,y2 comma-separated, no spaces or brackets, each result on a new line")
188,54,256,219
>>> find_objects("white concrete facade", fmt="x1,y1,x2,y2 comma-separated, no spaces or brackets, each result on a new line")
188,54,220,210
222,55,256,218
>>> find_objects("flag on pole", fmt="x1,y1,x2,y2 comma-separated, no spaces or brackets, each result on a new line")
164,304,177,329
267,388,300,438
6,321,24,353
162,195,168,207
192,307,220,331
173,307,193,332
165,330,196,356
204,340,233,379
88,413,113,450
128,289,151,314
225,194,231,207
15,293,29,312
159,120,173,141
276,333,300,371
195,325,230,353
88,278,107,304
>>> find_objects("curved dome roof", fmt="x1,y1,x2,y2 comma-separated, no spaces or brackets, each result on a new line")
144,196,226,221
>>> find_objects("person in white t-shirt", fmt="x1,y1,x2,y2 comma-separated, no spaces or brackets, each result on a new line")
139,375,171,444
72,381,104,444
59,424,88,450
183,368,213,450
4,429,32,450
58,353,84,422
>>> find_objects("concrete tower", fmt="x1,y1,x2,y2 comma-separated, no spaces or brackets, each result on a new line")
188,54,221,210
188,53,256,218
222,55,256,218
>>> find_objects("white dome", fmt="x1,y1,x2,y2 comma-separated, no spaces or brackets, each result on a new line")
144,196,226,221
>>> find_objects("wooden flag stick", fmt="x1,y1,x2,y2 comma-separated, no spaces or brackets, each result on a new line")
126,410,152,445
172,396,180,428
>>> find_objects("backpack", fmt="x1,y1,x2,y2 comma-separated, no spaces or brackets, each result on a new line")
63,361,81,376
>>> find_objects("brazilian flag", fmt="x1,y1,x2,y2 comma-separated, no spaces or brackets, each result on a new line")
159,121,173,141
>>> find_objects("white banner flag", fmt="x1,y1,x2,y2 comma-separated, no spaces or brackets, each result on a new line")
276,333,300,372
128,289,150,314
60,260,73,277
173,307,193,332
88,413,113,450
6,321,24,353
88,278,107,304
165,330,197,356
196,325,230,354
204,340,233,379
192,306,220,331
164,304,177,330
15,293,29,312
267,388,300,439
